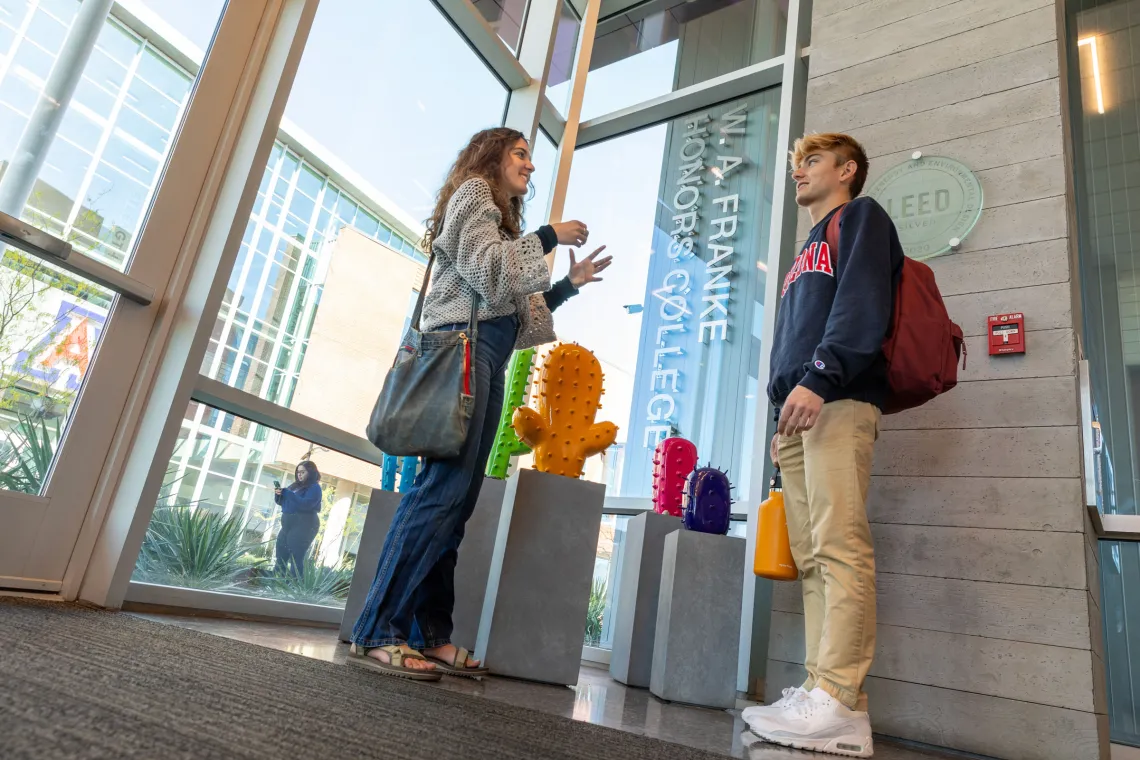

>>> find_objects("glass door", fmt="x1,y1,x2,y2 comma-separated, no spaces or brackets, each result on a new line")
0,0,265,592
1069,0,1140,746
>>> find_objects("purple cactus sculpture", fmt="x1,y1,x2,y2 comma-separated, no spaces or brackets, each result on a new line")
652,437,697,517
682,465,733,535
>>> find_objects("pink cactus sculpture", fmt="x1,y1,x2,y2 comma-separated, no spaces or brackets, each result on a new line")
651,436,697,517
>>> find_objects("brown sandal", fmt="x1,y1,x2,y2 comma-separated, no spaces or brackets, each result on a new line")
348,644,442,681
423,646,489,678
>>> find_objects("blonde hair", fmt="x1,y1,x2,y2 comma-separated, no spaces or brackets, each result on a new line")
790,132,870,198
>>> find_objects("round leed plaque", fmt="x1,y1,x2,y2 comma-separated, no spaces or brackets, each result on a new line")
865,155,983,260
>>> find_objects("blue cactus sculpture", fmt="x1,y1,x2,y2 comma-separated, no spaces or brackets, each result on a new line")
681,464,733,535
399,456,419,493
381,454,398,491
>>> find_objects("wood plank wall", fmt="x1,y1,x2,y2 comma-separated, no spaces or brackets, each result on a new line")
768,1,1110,757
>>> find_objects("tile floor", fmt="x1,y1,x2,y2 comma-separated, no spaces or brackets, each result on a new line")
130,611,959,760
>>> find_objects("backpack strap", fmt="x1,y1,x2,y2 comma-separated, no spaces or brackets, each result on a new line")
824,203,846,261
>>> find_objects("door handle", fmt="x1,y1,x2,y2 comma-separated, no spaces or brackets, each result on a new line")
0,209,152,305
0,209,72,261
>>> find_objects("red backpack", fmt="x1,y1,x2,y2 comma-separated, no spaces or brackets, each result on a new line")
827,206,965,415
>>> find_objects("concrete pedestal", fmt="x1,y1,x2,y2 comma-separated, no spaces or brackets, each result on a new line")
650,529,745,709
339,478,507,648
475,468,605,685
609,510,680,688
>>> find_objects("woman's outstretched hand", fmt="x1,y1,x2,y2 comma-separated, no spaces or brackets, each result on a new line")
568,245,613,288
551,220,589,246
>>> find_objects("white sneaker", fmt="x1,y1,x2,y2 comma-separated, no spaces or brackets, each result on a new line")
741,686,808,726
748,687,874,757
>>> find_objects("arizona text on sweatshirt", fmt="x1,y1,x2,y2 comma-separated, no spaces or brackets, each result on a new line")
767,196,904,412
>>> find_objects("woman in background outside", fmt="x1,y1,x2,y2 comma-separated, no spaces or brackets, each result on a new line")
274,459,323,577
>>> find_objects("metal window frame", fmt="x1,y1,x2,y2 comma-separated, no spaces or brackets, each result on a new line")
431,0,531,89
575,57,785,148
68,0,813,697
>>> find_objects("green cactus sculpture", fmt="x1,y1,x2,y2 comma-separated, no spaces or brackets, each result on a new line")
485,348,536,479
512,342,618,479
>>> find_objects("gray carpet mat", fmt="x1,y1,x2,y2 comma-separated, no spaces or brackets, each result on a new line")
0,598,726,760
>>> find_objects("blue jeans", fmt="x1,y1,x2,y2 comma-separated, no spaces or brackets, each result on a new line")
351,314,519,649
275,511,319,577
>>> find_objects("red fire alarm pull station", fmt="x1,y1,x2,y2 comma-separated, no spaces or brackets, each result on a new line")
988,313,1026,356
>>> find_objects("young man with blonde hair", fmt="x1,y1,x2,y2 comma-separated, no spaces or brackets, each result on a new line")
743,133,903,758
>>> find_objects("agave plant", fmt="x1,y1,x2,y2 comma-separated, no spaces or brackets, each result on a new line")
584,578,608,647
0,412,59,494
134,504,266,590
255,554,355,606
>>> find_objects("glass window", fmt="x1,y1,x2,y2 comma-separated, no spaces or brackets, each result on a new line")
0,2,32,29
81,45,131,102
27,6,66,47
545,1,582,119
524,129,557,233
284,0,506,222
73,164,150,260
0,73,38,115
1101,540,1140,744
0,2,226,496
472,0,528,52
586,514,628,650
555,91,781,502
1069,0,1140,747
131,403,383,608
124,65,184,131
135,48,191,103
56,107,103,153
354,210,380,238
0,7,224,271
34,136,92,210
94,14,140,67
72,74,116,117
201,0,508,442
581,0,786,121
129,0,221,52
11,33,55,83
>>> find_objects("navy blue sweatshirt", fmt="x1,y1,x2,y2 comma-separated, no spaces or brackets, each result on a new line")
275,482,323,514
767,196,903,412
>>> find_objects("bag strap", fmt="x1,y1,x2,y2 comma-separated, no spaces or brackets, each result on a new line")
407,253,435,332
407,250,481,341
824,203,846,259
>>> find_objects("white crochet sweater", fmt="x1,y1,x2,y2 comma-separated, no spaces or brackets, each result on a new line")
420,177,556,349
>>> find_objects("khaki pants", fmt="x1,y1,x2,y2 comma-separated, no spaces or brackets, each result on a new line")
777,399,880,711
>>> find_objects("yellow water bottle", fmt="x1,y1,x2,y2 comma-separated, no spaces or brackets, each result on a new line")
754,469,798,581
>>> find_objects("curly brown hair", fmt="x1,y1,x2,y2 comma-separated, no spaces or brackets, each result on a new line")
422,127,528,253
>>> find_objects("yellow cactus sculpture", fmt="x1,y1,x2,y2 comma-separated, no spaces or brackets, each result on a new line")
512,343,618,479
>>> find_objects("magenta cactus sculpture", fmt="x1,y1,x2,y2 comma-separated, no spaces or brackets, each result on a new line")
651,437,697,517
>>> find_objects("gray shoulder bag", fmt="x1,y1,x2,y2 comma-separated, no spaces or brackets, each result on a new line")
366,254,478,459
